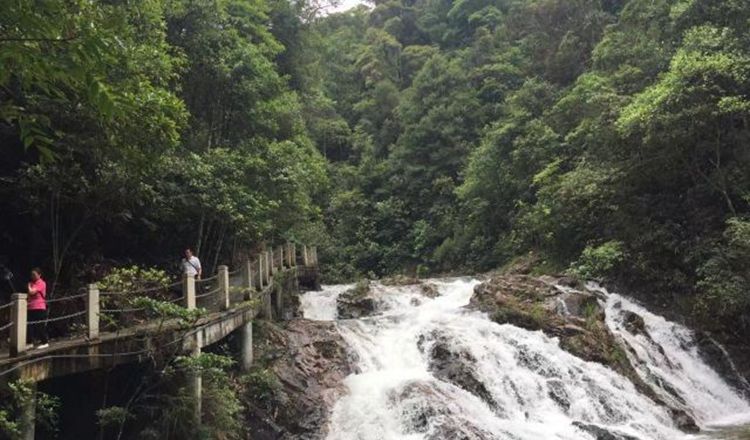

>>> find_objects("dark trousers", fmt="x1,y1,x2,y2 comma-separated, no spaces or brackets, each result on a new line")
28,309,49,344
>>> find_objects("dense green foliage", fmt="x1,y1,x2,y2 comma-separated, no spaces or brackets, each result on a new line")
0,381,60,439
3,0,750,435
0,0,326,292
313,0,750,333
2,0,749,361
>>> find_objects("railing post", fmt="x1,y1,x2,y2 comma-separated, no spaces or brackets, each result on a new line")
218,265,230,310
10,293,27,356
312,247,318,265
291,243,297,267
183,273,196,310
278,245,285,269
302,245,309,266
87,284,100,340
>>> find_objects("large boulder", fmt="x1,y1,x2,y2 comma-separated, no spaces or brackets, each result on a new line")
469,274,700,433
417,330,500,414
336,281,376,319
572,422,640,440
670,408,700,433
244,319,357,439
622,310,647,337
695,333,750,399
389,381,498,440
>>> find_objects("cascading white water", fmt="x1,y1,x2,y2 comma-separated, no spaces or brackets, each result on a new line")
602,287,750,428
301,283,353,320
301,279,750,439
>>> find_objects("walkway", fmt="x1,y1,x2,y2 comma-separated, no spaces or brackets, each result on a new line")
0,243,319,382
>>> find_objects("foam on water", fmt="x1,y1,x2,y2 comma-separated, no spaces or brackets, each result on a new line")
300,283,352,320
302,280,750,439
601,286,750,426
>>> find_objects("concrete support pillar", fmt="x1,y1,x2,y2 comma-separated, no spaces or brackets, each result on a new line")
302,245,310,266
20,381,36,440
257,256,264,290
265,251,272,282
87,284,100,340
275,287,284,320
239,320,253,372
243,259,253,298
265,291,274,320
10,293,27,356
291,243,297,267
269,247,276,275
311,247,318,265
183,274,196,310
218,265,230,310
277,245,284,269
189,333,203,427
285,242,293,267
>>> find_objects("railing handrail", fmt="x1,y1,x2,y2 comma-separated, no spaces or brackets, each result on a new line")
1,242,317,357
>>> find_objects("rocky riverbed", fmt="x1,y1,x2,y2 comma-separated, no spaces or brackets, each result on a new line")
245,274,750,439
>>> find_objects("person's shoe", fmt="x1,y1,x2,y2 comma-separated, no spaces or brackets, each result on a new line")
35,343,49,349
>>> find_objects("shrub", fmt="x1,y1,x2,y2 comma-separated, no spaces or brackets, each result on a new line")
98,265,174,328
569,240,625,280
0,381,60,439
694,218,750,326
242,368,281,410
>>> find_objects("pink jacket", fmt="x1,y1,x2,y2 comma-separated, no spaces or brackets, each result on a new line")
28,279,47,310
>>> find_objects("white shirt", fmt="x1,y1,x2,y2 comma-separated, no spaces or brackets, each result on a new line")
182,256,201,277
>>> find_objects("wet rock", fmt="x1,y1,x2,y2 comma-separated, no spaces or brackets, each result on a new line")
419,283,440,298
559,292,601,319
390,381,498,440
670,408,700,433
572,422,640,440
559,324,587,336
336,281,376,319
547,379,570,411
695,334,750,398
622,311,647,337
381,274,421,286
417,330,501,414
491,308,543,331
245,320,356,439
469,274,700,431
558,276,582,288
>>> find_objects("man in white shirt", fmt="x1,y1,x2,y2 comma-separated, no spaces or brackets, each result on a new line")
182,248,202,280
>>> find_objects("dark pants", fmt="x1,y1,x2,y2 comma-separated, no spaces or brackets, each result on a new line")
28,309,48,344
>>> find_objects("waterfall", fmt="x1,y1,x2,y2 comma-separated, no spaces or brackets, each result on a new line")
602,287,750,427
301,279,750,439
301,283,353,320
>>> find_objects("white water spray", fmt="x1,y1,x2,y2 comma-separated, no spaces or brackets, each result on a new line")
300,280,750,439
602,288,750,427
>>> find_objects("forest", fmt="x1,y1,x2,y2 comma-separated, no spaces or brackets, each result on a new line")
3,0,750,352
2,0,750,437
312,0,750,340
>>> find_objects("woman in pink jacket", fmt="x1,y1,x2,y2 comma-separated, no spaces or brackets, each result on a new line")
27,267,48,349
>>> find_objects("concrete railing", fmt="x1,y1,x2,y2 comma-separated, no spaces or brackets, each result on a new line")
3,243,317,357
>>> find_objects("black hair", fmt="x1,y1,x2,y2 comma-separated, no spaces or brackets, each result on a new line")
31,267,42,276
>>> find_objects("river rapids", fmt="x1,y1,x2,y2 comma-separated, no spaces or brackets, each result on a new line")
299,279,750,440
